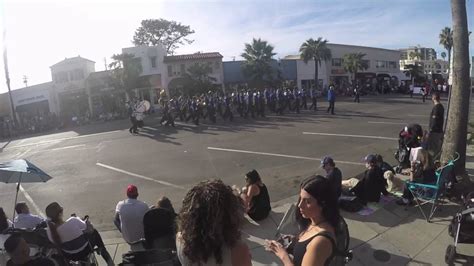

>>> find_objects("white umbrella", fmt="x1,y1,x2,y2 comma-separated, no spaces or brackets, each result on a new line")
0,159,52,220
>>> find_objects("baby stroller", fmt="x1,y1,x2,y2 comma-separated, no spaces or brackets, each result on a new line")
394,123,423,173
445,192,474,264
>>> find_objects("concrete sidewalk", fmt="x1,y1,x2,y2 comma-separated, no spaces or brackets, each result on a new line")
98,193,474,266
98,146,474,266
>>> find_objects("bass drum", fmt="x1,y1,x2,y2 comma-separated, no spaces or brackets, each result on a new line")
135,100,151,113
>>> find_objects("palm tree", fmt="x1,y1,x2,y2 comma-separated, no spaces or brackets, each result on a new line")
299,37,332,90
439,27,453,82
241,38,276,88
403,63,423,86
440,51,447,60
342,53,369,87
182,63,217,96
108,53,142,98
409,51,422,60
440,0,471,174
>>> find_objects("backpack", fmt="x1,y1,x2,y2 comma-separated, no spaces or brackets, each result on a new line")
329,216,353,266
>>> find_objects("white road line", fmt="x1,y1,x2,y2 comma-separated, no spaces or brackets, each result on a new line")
302,132,397,141
19,185,46,217
142,126,158,131
368,121,428,126
6,130,123,150
207,147,364,166
50,144,86,151
96,162,186,189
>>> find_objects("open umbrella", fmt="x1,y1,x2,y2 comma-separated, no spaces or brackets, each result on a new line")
0,159,52,220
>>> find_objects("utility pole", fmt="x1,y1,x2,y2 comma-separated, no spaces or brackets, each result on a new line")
23,75,28,87
3,29,17,127
104,57,108,70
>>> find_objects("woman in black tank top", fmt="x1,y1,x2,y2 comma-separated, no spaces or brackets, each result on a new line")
239,170,271,221
266,175,340,265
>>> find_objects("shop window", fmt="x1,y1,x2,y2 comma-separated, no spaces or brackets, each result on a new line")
388,61,397,69
376,61,386,68
150,56,157,68
214,61,220,70
168,65,173,77
180,64,185,75
362,60,370,68
332,58,342,67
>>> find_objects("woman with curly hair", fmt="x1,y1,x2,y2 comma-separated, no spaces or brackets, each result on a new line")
176,179,252,266
266,175,340,266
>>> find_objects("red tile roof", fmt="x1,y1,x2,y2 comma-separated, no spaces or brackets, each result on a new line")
164,52,223,63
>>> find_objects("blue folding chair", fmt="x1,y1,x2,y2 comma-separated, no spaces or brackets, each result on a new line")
407,153,459,222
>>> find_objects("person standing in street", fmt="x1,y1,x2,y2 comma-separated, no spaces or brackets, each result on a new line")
426,92,444,159
354,85,360,103
128,101,138,134
327,85,336,115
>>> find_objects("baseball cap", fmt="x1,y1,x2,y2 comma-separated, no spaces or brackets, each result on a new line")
320,156,334,167
126,184,138,197
364,154,377,164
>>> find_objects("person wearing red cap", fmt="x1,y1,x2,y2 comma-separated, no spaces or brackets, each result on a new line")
114,184,149,244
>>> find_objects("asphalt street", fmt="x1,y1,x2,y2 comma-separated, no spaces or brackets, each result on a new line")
0,94,459,232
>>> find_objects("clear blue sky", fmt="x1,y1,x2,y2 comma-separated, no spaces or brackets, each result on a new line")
0,0,472,93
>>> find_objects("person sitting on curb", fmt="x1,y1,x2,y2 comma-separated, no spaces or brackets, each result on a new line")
396,149,436,206
349,154,388,204
265,175,339,266
176,179,252,266
236,169,271,221
143,196,177,250
13,202,45,229
4,234,56,266
321,156,342,199
114,184,150,245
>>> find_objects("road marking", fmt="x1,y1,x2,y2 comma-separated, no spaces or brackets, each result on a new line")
50,144,86,151
302,132,397,141
207,147,364,166
20,185,46,217
6,130,123,150
142,126,158,131
96,162,186,189
368,121,428,126
407,114,426,117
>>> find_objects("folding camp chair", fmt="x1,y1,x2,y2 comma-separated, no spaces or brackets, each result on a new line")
407,153,459,222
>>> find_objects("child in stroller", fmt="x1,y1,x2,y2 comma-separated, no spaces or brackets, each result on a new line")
394,123,424,173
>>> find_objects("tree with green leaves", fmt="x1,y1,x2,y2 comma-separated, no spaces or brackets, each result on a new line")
403,63,424,86
440,51,447,60
439,27,453,82
299,37,332,90
181,63,217,96
241,38,276,89
108,53,142,98
441,0,471,174
342,53,369,87
409,51,422,60
133,19,195,54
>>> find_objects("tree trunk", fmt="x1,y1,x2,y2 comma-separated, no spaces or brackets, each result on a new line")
447,48,452,85
314,59,319,90
441,0,471,175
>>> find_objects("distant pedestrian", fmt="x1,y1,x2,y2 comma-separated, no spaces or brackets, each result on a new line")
426,92,444,159
327,86,336,115
354,86,360,103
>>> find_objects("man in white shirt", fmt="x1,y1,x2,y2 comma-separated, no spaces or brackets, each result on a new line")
13,202,44,229
114,184,149,244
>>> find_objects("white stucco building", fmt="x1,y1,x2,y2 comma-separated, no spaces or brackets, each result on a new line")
284,43,403,90
163,52,224,95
